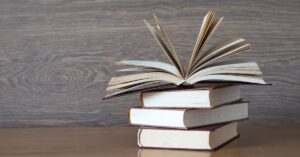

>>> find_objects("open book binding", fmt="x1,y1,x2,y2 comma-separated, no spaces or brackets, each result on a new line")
104,11,267,99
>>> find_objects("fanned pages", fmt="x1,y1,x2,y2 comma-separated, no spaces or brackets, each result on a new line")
117,60,181,77
104,11,267,99
144,20,184,78
153,15,185,76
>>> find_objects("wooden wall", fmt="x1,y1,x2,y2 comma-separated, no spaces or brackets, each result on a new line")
0,0,299,127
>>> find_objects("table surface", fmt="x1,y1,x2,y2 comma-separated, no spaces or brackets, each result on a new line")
0,125,299,157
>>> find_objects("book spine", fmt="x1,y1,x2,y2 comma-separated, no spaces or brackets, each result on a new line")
128,108,132,125
137,128,143,147
140,92,145,107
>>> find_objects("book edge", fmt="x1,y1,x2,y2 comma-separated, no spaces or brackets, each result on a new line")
130,100,249,110
137,134,240,151
140,98,244,109
139,122,233,131
131,118,248,130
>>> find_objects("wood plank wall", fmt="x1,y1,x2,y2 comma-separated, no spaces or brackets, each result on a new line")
0,0,299,127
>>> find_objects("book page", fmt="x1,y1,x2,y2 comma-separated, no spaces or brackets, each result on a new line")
186,74,266,85
188,11,214,70
153,15,185,76
191,37,244,70
109,72,184,86
144,20,183,78
117,67,159,72
189,17,223,70
187,62,262,82
189,41,250,76
118,60,181,77
107,74,184,91
104,81,171,99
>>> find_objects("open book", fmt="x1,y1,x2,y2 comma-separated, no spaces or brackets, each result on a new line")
104,11,266,99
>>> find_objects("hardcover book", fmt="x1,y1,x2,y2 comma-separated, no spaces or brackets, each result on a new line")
137,122,238,150
141,85,241,108
129,102,248,129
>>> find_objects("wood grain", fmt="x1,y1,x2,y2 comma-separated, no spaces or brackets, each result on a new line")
0,0,299,127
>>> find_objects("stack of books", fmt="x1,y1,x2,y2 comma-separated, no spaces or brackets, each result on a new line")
104,11,267,151
129,86,246,150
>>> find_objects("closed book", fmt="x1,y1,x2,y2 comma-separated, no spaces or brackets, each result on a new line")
138,139,240,157
129,102,248,129
137,122,239,151
141,86,241,108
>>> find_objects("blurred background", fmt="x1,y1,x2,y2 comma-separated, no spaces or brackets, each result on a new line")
0,0,299,128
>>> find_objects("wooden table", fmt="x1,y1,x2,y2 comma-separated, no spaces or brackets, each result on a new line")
0,125,299,157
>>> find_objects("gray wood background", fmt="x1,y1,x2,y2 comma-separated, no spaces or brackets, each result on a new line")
0,0,299,127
